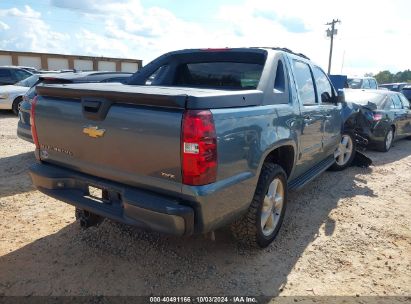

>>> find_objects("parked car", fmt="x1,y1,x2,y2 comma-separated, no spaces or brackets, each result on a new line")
29,47,350,248
17,71,132,142
347,76,378,90
0,66,33,85
0,74,39,114
343,89,411,152
401,85,411,101
379,82,409,92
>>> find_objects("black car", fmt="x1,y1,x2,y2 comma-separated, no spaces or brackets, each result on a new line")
379,82,409,92
0,66,33,85
344,89,411,152
401,85,411,102
17,71,132,142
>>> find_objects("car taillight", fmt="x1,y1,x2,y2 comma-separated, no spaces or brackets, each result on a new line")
373,113,383,121
30,96,40,149
182,110,217,186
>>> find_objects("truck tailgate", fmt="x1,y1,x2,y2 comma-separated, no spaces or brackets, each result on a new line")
34,85,185,194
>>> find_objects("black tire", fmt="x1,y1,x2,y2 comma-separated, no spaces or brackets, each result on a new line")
231,163,288,248
12,97,22,116
75,208,103,228
377,127,394,152
330,132,357,171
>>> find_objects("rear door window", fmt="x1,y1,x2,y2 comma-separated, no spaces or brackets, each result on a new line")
362,79,371,89
369,79,378,89
391,95,403,109
292,60,316,105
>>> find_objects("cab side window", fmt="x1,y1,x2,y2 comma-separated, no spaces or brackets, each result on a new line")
274,60,286,92
292,60,316,105
271,59,289,104
312,66,334,103
145,65,168,85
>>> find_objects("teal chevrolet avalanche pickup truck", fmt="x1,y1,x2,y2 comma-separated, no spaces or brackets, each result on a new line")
29,48,353,247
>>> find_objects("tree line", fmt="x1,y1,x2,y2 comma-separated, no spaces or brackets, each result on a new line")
365,69,411,84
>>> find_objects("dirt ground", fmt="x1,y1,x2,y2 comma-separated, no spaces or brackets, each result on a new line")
0,110,410,298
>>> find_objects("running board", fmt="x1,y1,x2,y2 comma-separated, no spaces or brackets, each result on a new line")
288,156,335,191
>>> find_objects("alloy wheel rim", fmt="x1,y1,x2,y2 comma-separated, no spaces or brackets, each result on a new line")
334,135,353,166
386,130,393,149
261,177,284,237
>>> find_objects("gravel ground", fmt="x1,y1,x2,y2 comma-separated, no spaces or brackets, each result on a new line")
0,110,410,298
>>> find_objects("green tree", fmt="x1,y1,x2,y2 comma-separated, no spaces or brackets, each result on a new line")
374,70,394,84
371,69,411,84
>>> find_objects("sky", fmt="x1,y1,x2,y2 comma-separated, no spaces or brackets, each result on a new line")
0,0,410,76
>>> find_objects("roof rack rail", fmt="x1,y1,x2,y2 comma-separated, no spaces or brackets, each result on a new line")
251,47,310,60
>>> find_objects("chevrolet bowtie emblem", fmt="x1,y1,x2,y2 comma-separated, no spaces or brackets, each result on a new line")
83,126,106,138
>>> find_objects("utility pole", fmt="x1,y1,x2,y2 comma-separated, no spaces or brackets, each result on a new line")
326,19,341,75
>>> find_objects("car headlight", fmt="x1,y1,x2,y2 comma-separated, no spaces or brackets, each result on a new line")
0,93,9,99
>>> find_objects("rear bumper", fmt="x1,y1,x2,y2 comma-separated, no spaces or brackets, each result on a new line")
357,124,387,147
29,162,194,236
17,120,34,143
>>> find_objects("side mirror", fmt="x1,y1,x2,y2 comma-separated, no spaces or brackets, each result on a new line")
336,90,346,104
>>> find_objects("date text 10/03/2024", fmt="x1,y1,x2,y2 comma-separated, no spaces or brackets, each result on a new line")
149,297,258,303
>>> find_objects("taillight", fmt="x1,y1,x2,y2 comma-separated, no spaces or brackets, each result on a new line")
182,110,217,186
373,113,383,121
30,96,40,148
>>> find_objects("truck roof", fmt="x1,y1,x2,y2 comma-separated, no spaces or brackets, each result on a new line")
161,47,310,61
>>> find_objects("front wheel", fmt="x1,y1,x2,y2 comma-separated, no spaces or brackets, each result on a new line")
12,97,22,116
231,163,288,248
330,132,356,171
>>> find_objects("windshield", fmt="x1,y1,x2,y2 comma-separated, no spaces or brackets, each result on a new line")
344,90,386,107
347,78,363,89
15,75,39,87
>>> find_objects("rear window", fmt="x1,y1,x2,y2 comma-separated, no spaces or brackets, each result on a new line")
15,75,39,87
344,91,386,108
173,62,263,90
347,78,363,89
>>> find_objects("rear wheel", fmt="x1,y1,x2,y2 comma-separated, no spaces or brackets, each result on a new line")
377,127,394,152
75,208,103,228
12,97,22,115
231,163,287,248
330,132,356,171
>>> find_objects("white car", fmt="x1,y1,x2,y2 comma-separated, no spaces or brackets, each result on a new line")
0,75,39,115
